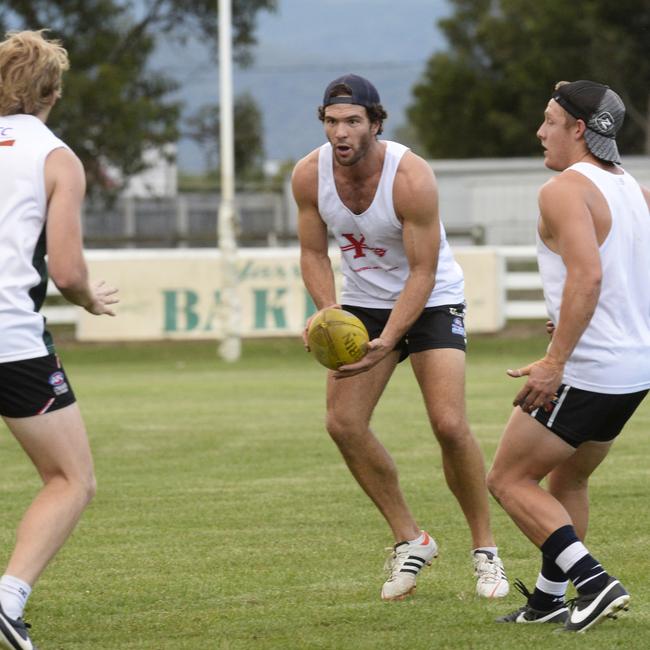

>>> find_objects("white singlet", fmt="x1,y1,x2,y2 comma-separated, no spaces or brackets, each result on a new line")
0,114,69,363
317,140,464,308
537,161,650,393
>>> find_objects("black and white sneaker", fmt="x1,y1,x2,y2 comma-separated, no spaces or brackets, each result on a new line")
496,579,568,624
564,576,629,633
473,550,509,598
0,605,36,650
380,531,438,601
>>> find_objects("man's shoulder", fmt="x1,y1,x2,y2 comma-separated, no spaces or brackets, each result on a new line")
292,147,320,179
394,148,436,193
539,170,581,199
291,148,320,204
2,114,68,149
392,148,438,220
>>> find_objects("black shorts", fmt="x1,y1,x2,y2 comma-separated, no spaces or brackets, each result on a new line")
343,303,467,362
0,354,76,418
532,384,648,448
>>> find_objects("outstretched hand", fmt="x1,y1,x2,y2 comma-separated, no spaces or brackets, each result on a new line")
507,356,564,413
85,280,119,316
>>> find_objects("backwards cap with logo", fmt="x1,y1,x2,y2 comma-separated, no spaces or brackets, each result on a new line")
552,80,625,164
322,73,381,109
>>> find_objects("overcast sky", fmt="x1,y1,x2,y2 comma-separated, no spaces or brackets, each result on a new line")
153,0,451,172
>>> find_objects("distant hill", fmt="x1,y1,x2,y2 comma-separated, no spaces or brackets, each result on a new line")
152,0,450,172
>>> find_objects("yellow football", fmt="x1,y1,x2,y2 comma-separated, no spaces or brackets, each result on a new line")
307,308,369,370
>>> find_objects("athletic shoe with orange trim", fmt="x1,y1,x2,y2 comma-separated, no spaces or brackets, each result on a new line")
473,550,509,598
381,531,438,601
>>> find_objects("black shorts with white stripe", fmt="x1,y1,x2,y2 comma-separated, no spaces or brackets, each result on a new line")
0,353,76,418
532,384,648,448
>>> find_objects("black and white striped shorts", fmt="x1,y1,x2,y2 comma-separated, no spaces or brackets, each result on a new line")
532,384,648,448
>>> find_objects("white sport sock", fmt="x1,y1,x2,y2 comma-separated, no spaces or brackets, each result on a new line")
0,575,32,620
474,546,498,557
407,531,427,545
535,573,569,597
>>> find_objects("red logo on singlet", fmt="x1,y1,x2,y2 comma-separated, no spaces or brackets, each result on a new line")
0,126,15,146
340,233,387,259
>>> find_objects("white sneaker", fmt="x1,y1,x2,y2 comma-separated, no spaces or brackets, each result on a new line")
381,531,438,601
473,550,509,598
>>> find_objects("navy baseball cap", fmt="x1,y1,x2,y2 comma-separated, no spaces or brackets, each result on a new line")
552,80,625,164
322,73,381,109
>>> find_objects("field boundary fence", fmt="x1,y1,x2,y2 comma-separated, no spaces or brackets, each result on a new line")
43,245,545,329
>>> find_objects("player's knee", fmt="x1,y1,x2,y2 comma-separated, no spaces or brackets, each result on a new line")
325,412,348,441
486,467,506,503
432,416,471,448
325,411,363,444
68,471,96,505
49,469,96,504
83,472,97,504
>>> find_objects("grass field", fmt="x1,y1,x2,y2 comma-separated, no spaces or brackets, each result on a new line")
1,332,649,649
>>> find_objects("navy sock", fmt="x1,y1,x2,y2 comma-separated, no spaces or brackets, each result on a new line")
567,555,609,595
528,554,569,611
541,525,609,596
541,553,568,583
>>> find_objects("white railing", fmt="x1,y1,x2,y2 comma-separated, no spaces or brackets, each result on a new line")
42,246,546,327
496,245,546,319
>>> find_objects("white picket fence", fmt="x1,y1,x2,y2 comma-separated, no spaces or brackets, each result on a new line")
42,246,546,327
497,245,546,319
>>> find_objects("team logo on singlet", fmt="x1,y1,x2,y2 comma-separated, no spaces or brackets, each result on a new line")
0,126,15,146
48,371,70,396
341,233,387,259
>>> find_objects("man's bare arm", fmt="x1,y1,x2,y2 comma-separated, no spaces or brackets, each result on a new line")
509,175,602,410
336,152,440,376
45,148,118,315
293,152,337,310
380,152,440,345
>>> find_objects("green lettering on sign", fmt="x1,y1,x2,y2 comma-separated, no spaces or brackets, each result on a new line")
163,290,200,332
254,288,287,329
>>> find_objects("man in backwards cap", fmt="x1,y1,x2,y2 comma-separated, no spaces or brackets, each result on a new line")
489,81,650,632
292,74,509,601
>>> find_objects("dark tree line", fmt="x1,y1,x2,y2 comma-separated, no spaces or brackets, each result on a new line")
0,0,276,193
408,0,650,159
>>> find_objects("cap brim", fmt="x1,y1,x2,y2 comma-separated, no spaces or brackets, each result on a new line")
584,129,620,164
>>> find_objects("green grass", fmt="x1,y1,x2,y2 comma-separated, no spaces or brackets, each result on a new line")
1,334,649,649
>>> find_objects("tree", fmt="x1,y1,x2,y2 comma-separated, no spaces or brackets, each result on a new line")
408,0,650,158
185,93,265,182
0,0,276,193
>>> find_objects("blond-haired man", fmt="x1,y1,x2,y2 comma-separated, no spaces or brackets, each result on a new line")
489,81,650,633
0,30,117,649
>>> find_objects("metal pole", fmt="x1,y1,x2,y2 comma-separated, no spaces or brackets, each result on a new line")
217,0,241,361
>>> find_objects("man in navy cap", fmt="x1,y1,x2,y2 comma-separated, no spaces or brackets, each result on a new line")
292,74,509,601
489,80,650,632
